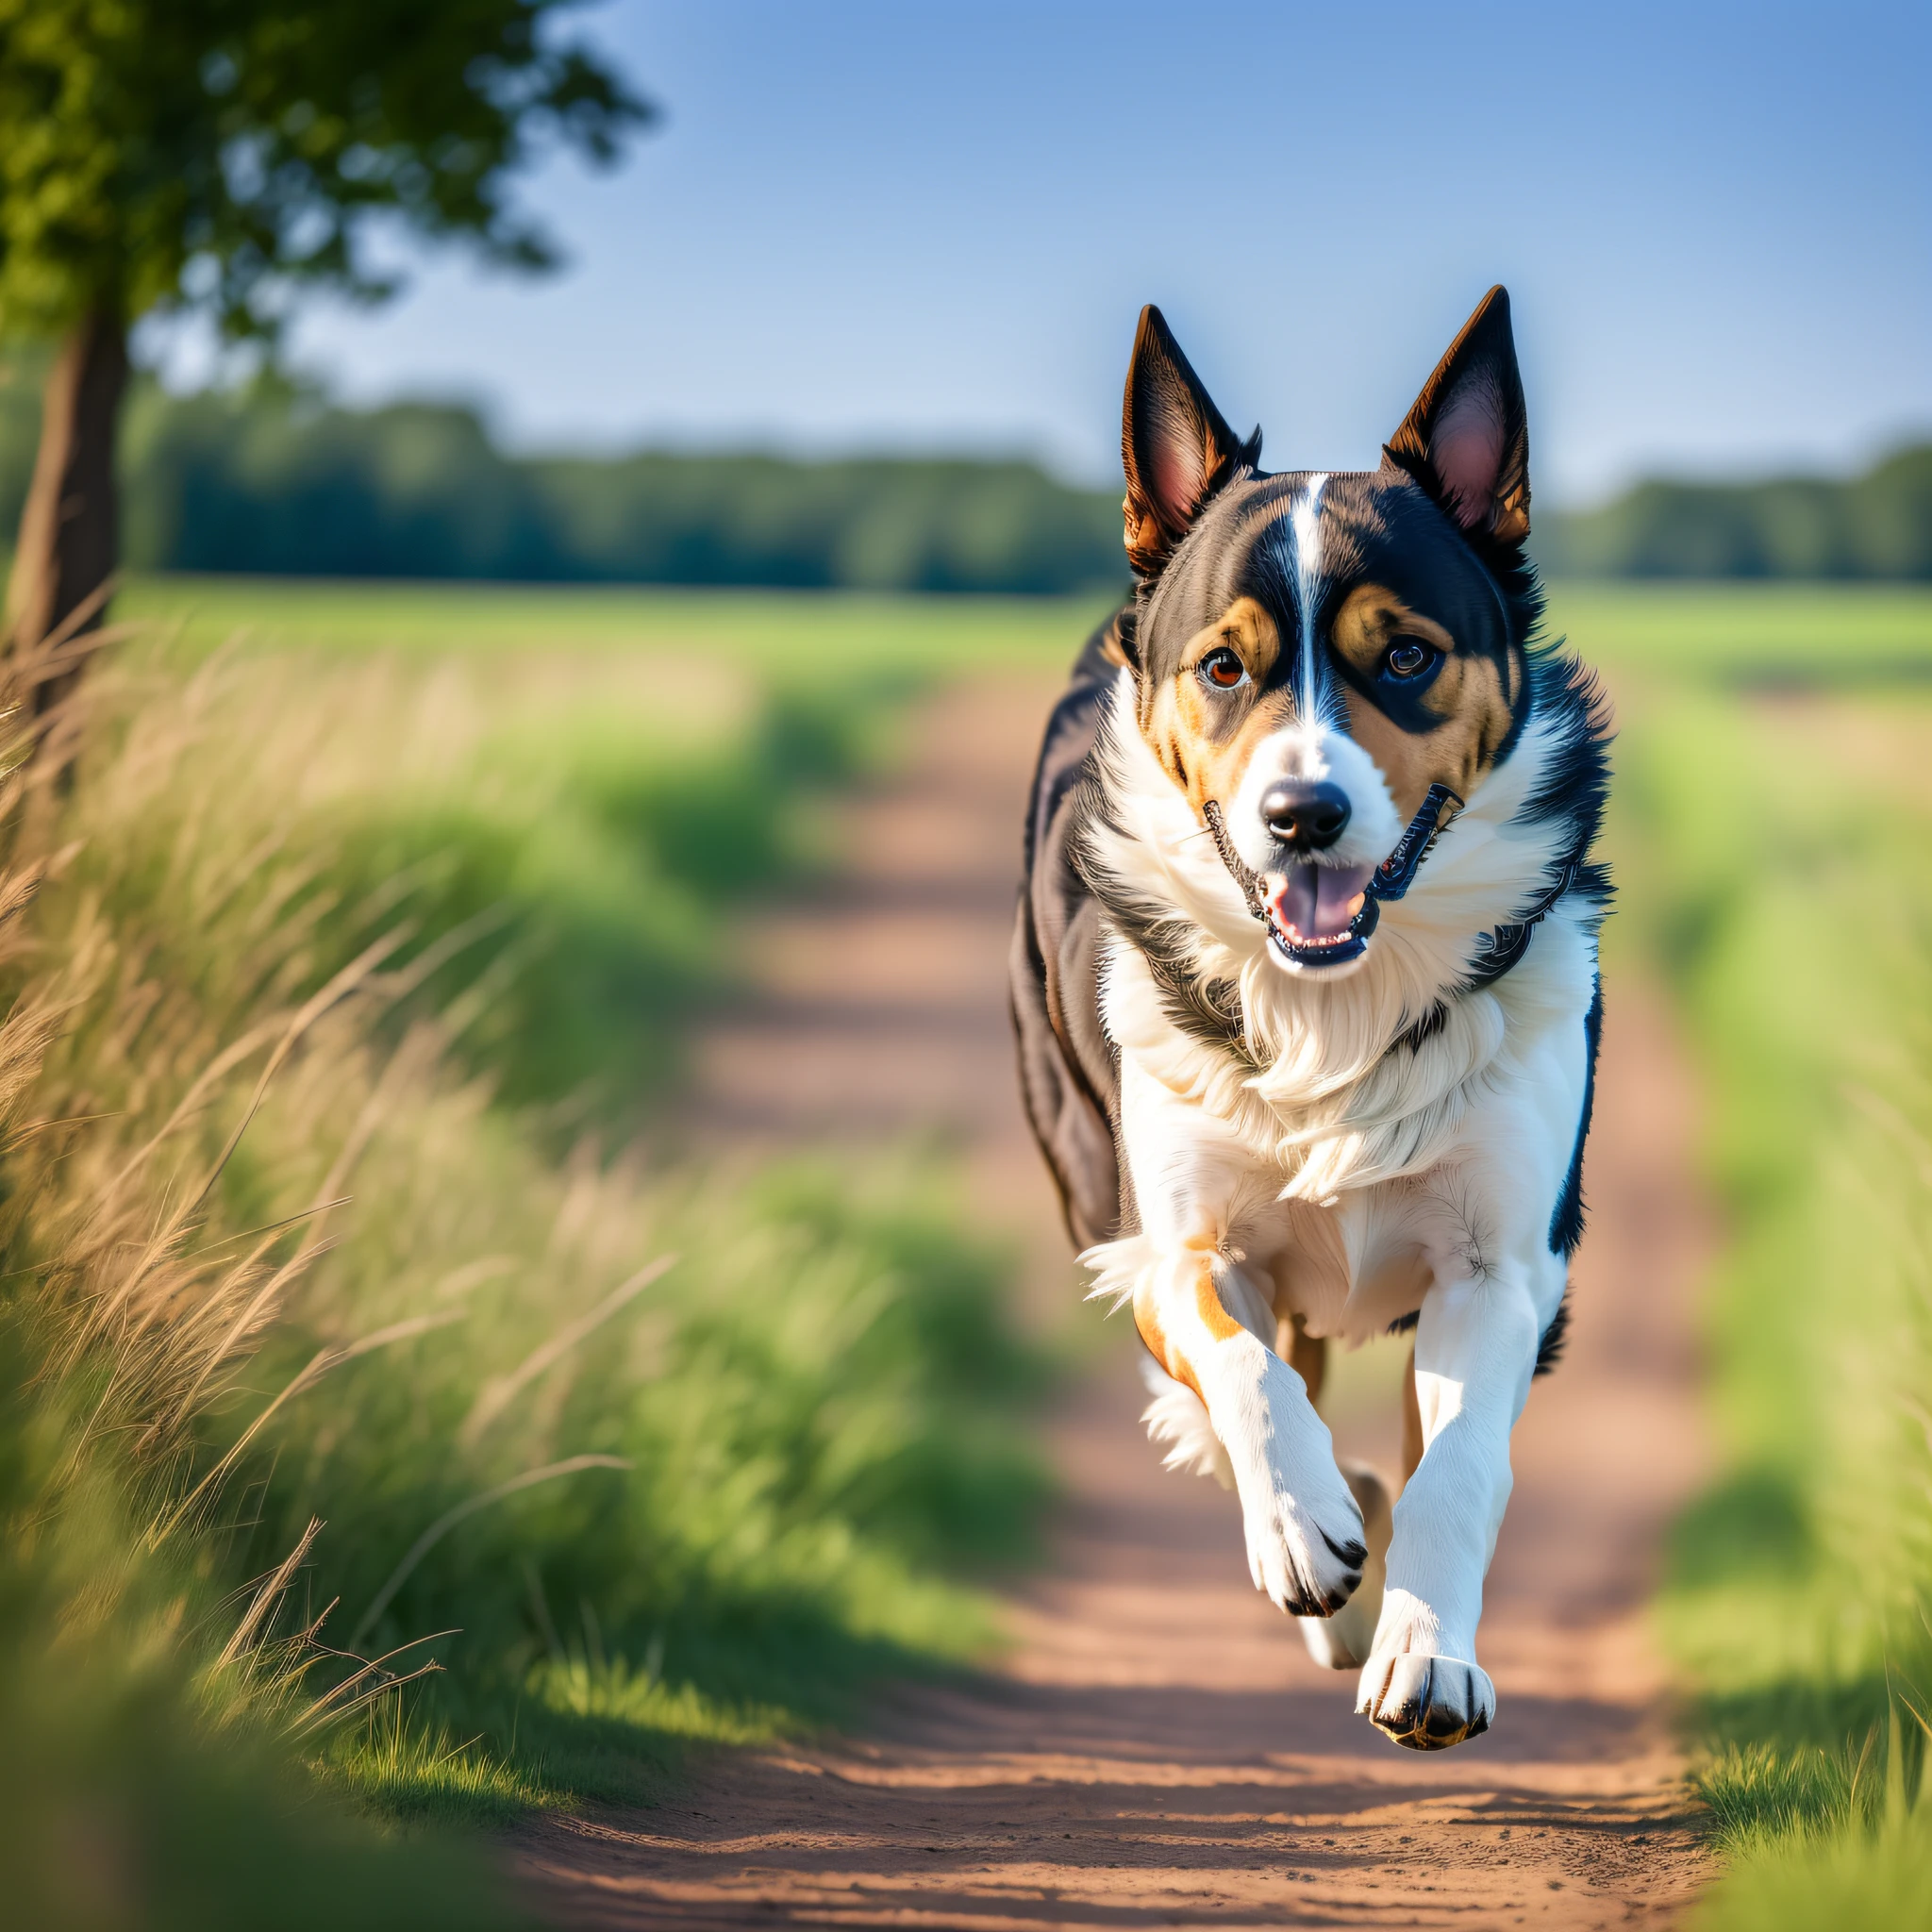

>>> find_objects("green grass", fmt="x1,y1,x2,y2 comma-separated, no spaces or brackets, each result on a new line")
9,568,1931,1924
1595,596,1932,1919
122,569,1932,686
121,572,1116,675
1548,580,1932,684
0,1297,539,1931
0,580,1068,1922
108,579,1114,1122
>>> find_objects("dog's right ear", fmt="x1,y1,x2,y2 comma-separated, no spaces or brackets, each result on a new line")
1121,306,1258,581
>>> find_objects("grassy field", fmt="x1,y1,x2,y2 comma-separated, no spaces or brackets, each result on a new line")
108,578,1112,1121
1552,580,1932,685
1572,589,1932,1923
120,570,1932,680
120,573,1119,675
5,571,1931,1924
0,579,1072,1925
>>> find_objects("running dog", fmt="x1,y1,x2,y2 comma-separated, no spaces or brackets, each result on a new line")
1011,288,1610,1750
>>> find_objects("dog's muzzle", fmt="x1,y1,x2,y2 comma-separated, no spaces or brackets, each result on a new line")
1205,783,1463,969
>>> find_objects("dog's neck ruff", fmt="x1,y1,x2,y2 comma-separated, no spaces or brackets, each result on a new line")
1202,784,1463,970
1458,849,1583,991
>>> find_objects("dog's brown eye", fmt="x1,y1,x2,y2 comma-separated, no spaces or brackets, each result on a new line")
1199,648,1248,691
1386,641,1434,678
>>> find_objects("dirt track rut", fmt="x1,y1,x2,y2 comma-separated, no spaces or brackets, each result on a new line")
514,671,1716,1929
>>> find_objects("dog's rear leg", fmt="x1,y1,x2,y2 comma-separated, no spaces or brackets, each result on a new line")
1279,1313,1326,1404
1309,1348,1418,1668
1401,1343,1424,1484
1286,1316,1393,1672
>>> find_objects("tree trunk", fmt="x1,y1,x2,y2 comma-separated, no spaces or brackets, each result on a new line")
5,308,129,715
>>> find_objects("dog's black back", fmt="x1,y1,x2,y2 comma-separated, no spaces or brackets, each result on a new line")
1008,614,1123,1250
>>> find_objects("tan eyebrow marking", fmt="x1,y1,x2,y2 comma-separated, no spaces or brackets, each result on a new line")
1332,583,1524,820
1182,596,1281,682
1330,584,1456,677
1140,597,1293,813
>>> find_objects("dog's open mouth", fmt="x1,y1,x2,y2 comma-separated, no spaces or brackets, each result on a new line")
1262,862,1377,967
1208,781,1460,974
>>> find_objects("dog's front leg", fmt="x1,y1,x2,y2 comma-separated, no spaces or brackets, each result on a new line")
1356,1257,1549,1749
1093,1060,1367,1616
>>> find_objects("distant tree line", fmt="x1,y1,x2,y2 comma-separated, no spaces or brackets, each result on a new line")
0,359,1926,589
0,365,1126,594
1532,444,1932,580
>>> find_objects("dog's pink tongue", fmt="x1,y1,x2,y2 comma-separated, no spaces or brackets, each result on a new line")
1269,862,1374,940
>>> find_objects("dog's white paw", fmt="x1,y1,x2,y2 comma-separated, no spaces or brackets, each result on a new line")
1243,1484,1364,1616
1243,1492,1365,1615
1355,1651,1495,1750
1298,1463,1391,1669
1235,1416,1366,1618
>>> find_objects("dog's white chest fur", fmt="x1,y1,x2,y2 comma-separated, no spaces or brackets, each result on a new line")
1085,671,1598,1350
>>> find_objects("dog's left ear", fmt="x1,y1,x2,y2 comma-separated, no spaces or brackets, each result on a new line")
1122,305,1259,580
1384,286,1530,548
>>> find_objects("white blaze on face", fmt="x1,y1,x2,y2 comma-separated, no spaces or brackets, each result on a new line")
1291,474,1328,715
1224,476,1404,891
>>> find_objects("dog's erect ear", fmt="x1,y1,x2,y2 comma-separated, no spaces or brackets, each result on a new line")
1384,286,1531,547
1121,306,1258,580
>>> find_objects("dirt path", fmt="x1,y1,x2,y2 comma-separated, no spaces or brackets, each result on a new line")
515,671,1717,1929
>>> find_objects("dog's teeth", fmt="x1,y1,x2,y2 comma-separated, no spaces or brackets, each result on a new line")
1345,893,1365,919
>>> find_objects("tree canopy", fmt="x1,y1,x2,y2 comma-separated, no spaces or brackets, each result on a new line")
0,0,652,337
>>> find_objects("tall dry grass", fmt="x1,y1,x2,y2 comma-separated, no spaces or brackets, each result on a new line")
0,617,527,1925
0,620,1048,1923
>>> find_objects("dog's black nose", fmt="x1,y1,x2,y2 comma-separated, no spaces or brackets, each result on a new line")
1261,779,1351,852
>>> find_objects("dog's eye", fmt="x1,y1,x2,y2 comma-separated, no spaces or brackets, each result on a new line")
1198,648,1248,691
1385,641,1436,679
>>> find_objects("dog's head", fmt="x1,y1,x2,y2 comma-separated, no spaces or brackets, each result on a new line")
1114,288,1536,975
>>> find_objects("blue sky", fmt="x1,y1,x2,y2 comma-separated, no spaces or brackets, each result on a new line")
152,1,1930,505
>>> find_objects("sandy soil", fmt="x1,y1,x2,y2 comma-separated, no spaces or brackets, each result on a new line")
513,672,1718,1929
